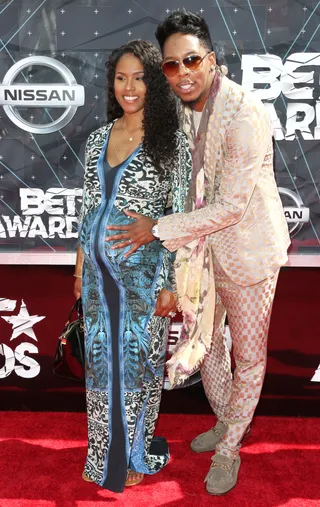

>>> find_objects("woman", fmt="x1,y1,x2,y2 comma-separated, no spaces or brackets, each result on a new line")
74,40,191,493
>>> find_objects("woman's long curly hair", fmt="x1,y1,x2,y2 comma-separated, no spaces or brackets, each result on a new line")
106,40,179,174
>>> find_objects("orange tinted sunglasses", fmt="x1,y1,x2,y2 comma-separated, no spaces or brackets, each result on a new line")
162,53,210,77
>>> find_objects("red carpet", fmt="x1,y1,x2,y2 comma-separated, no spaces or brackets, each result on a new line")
0,412,319,507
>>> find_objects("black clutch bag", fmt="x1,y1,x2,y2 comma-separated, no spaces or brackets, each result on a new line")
52,298,85,381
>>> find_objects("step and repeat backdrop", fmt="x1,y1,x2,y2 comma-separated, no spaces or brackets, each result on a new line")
0,0,320,264
0,0,319,412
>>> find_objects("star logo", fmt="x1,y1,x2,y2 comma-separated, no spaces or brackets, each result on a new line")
312,364,320,382
1,300,45,341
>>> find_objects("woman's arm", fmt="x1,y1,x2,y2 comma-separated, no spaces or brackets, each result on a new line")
74,131,96,299
170,131,192,214
160,131,192,299
74,245,84,299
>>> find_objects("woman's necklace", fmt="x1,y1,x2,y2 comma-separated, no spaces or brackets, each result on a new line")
121,117,142,142
110,118,143,164
111,136,122,163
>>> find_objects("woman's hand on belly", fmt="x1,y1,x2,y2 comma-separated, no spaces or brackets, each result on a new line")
154,289,176,318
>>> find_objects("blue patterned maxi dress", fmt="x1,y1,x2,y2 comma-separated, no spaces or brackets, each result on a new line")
78,122,191,492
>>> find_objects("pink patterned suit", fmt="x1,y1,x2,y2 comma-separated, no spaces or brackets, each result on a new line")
158,76,291,458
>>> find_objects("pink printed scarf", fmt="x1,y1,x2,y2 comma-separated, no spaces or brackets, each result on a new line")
166,70,225,388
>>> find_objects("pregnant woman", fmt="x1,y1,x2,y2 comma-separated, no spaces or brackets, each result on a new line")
74,40,191,492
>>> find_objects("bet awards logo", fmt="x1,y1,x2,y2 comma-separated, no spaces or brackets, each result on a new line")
0,56,85,134
241,52,320,141
0,298,45,379
0,188,82,239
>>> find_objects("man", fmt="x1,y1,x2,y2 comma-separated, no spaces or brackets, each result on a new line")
106,10,290,496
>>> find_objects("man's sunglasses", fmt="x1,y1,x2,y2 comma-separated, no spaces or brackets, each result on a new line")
162,53,210,77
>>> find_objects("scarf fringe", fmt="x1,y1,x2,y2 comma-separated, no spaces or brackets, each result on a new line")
166,354,205,389
166,324,213,389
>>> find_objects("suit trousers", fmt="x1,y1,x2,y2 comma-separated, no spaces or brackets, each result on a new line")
200,256,279,459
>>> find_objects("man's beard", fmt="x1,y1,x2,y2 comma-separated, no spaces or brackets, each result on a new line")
181,91,203,108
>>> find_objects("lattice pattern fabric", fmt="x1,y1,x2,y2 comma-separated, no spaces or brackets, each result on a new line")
201,257,279,459
158,76,290,287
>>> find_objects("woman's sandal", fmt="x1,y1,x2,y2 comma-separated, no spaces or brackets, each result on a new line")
125,469,144,487
82,472,94,483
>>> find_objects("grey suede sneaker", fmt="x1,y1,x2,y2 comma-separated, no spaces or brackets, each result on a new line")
190,421,228,453
205,453,241,495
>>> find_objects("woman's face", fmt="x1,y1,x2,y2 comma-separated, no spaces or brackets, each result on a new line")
114,53,146,115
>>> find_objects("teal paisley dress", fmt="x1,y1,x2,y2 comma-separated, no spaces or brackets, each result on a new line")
78,121,191,492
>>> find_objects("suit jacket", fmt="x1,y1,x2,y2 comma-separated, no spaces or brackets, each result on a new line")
158,76,291,287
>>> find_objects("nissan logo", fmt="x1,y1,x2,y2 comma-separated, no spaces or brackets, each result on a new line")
0,56,85,134
278,187,310,237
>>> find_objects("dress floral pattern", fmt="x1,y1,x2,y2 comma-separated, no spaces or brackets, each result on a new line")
78,121,191,492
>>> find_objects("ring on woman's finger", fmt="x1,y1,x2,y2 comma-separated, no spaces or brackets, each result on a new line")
128,238,133,243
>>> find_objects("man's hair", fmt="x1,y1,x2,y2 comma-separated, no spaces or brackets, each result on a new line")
155,9,214,53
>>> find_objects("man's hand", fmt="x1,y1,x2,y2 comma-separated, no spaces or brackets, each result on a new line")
154,289,176,317
106,210,157,258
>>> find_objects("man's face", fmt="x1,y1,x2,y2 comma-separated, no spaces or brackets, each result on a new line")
162,33,216,111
